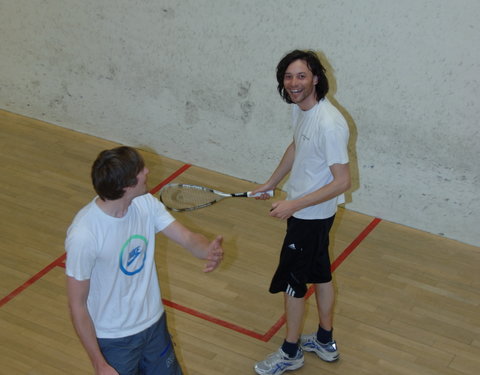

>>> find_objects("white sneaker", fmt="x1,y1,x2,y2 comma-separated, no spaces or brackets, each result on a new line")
300,333,339,362
254,347,304,375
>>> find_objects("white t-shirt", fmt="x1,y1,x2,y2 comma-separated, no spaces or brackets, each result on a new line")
65,193,175,338
287,98,349,219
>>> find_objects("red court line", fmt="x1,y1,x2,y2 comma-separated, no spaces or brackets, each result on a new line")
331,217,382,272
0,163,381,344
162,216,382,342
0,164,191,308
149,164,191,195
163,299,266,341
260,216,382,341
0,253,66,307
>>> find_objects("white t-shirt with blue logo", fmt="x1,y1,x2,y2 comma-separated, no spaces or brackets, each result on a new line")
287,98,349,219
65,193,175,338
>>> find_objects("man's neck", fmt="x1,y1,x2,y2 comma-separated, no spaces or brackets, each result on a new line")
298,96,320,111
95,197,132,218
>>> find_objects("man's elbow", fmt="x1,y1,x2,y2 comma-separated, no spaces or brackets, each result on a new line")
337,176,351,194
331,163,351,194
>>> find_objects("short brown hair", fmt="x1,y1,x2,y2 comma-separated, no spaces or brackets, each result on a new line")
91,146,145,200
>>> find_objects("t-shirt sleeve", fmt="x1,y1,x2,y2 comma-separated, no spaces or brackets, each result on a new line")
144,193,176,232
65,225,97,281
323,126,349,166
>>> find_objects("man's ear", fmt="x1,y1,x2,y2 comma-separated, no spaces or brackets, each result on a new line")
314,75,319,85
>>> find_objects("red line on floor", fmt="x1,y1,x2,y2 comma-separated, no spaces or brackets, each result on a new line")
261,217,382,341
0,163,381,344
149,164,192,195
0,253,66,308
163,299,266,341
0,164,191,308
330,217,382,272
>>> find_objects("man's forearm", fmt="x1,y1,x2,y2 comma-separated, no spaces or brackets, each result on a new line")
70,307,109,370
294,163,351,210
267,142,295,187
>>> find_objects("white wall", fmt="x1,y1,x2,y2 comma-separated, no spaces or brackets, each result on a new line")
1,0,479,246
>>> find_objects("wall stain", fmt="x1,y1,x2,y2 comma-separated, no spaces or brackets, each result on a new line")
240,100,254,124
238,81,251,98
185,101,199,126
161,7,175,19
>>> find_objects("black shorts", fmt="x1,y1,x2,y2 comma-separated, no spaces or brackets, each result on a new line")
269,215,335,298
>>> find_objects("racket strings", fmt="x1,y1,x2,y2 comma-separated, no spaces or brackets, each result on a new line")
160,185,219,210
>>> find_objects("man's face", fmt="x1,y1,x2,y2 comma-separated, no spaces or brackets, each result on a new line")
283,59,318,110
127,166,149,197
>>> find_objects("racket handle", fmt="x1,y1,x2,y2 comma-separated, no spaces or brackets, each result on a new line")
247,190,274,198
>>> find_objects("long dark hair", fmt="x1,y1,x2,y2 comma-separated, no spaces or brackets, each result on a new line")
276,50,329,103
91,146,145,200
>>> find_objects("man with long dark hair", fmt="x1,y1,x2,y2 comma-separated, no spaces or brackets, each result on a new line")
252,50,351,374
66,146,224,375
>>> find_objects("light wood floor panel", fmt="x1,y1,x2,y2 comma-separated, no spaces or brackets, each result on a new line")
1,109,479,375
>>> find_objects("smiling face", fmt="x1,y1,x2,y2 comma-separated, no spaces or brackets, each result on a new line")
283,59,319,111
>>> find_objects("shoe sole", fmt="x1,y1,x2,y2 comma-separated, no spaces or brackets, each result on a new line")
254,360,304,375
286,361,304,371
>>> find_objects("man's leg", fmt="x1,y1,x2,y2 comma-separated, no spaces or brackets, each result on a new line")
314,281,335,331
300,280,339,362
254,293,305,374
284,293,306,343
140,315,183,375
98,333,143,374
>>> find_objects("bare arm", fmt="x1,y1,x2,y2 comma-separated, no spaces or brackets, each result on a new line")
270,162,351,220
66,277,119,375
252,141,296,196
162,221,224,272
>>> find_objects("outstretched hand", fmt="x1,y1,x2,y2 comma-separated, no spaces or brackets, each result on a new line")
203,235,224,272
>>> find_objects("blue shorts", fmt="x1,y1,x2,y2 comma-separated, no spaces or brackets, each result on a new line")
269,215,335,298
97,314,183,375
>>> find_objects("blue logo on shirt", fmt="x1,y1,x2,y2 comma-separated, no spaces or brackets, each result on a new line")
127,246,142,267
119,235,148,276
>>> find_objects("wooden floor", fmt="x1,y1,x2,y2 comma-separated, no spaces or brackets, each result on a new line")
1,109,479,375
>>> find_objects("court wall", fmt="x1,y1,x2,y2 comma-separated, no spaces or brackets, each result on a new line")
0,0,478,246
